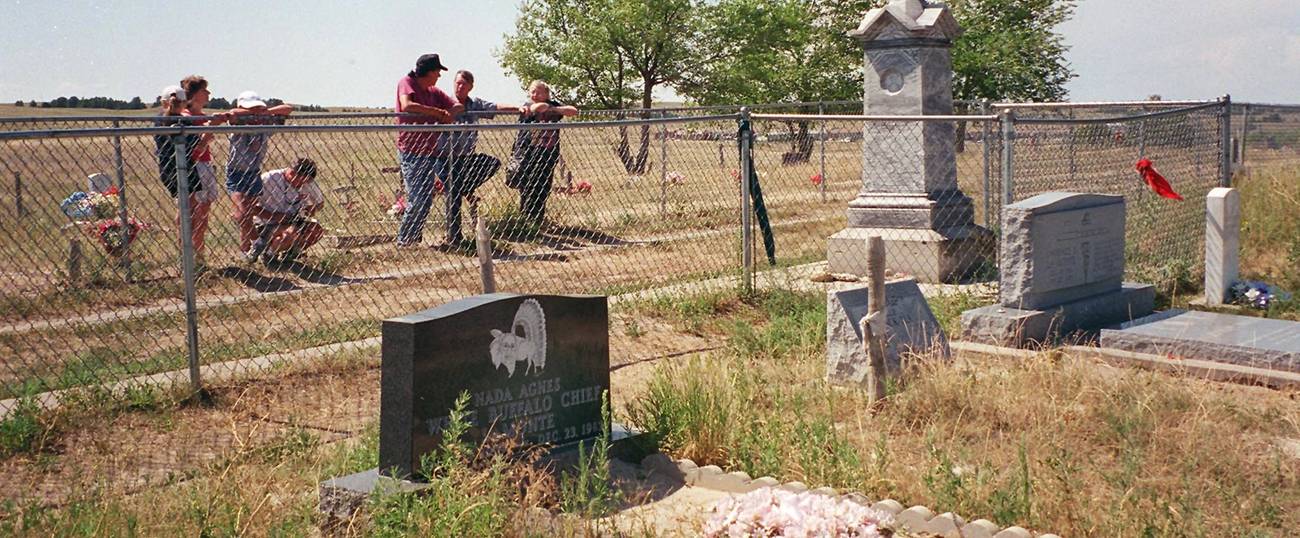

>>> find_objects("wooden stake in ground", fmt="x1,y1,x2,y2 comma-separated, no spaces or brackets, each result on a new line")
67,238,82,284
13,172,23,218
471,197,496,294
860,236,887,403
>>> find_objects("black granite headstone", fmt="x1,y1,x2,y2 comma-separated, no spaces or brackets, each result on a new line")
379,293,609,478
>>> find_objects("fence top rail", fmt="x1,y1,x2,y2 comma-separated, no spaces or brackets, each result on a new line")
1237,102,1300,110
14,98,1300,125
751,113,998,122
1011,100,1223,125
0,113,743,141
992,99,1215,110
0,110,553,124
0,103,858,125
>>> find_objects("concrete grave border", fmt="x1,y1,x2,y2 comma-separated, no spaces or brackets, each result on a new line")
641,453,1062,538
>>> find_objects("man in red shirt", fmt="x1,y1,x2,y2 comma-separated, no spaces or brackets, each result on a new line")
395,53,463,247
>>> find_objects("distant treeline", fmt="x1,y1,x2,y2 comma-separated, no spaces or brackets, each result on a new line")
13,96,328,112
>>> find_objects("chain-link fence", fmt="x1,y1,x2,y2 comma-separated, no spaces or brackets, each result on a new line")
1235,103,1300,168
0,99,1236,411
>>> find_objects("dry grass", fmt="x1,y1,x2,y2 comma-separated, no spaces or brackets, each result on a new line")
628,289,1300,537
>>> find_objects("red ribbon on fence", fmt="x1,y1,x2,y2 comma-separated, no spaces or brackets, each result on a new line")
1135,158,1183,201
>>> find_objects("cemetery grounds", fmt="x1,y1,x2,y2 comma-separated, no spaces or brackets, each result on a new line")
0,104,1298,535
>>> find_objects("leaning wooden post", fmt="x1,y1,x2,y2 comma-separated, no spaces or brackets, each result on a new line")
471,198,496,293
859,236,887,403
13,172,23,218
67,238,83,284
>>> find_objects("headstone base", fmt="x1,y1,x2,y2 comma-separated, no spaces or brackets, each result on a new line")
960,283,1155,347
845,191,976,230
319,424,651,525
1100,310,1300,373
827,226,992,283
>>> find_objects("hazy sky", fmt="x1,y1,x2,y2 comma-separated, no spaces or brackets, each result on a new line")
2,0,1298,107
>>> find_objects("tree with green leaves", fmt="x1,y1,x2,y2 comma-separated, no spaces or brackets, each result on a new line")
949,0,1076,103
498,0,703,174
679,0,871,161
683,0,1075,153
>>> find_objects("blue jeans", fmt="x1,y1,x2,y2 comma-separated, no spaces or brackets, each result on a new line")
225,169,264,196
397,152,450,245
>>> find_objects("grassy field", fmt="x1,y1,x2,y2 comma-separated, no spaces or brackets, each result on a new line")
0,104,1292,418
627,288,1300,537
1,287,1295,536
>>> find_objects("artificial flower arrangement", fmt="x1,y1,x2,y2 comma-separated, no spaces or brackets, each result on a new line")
60,185,148,257
1230,280,1293,310
60,188,121,220
85,218,148,257
704,488,895,538
386,193,407,220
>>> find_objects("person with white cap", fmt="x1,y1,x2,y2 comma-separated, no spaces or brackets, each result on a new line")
227,90,294,254
153,85,201,200
153,84,214,268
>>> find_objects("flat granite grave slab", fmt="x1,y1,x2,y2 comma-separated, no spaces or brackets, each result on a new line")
1100,310,1300,373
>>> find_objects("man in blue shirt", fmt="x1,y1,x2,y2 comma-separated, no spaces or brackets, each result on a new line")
441,70,520,247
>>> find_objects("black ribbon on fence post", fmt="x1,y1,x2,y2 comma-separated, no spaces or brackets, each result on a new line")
738,117,777,266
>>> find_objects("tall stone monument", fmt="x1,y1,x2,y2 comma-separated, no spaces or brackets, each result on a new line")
827,0,990,283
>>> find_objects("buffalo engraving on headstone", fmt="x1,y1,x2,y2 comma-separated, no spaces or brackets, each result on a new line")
379,293,609,479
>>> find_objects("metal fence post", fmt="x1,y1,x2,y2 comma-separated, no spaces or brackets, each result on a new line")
1240,103,1252,170
1000,109,1015,207
818,101,827,202
1219,95,1232,187
171,133,203,394
112,120,133,280
739,108,754,294
1137,104,1148,159
659,114,668,216
980,99,992,228
1067,108,1077,182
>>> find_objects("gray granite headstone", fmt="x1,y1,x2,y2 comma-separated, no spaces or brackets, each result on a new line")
827,278,950,386
380,293,609,479
962,192,1154,346
1000,192,1125,310
87,173,113,193
1101,310,1300,373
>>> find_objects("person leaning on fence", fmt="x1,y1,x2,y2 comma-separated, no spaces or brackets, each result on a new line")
153,83,224,269
508,80,578,228
438,69,519,247
394,53,464,248
243,158,325,266
227,90,294,254
179,75,235,267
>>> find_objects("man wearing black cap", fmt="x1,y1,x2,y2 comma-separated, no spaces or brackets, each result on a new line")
395,53,464,247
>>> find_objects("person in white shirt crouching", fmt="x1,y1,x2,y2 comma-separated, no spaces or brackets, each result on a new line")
244,158,325,266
